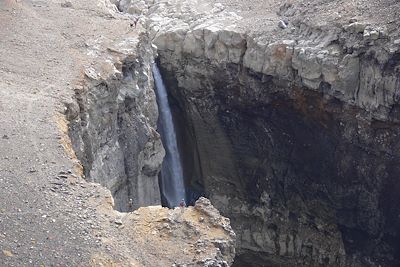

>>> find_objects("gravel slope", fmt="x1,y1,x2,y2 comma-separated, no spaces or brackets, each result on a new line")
0,1,127,265
0,1,146,265
211,0,400,37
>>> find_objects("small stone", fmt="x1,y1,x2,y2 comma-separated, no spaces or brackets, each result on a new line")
347,22,367,33
61,2,72,8
389,47,397,54
349,17,358,23
2,250,13,257
369,30,379,40
278,20,287,29
2,135,9,139
379,29,388,38
114,219,123,225
393,39,400,45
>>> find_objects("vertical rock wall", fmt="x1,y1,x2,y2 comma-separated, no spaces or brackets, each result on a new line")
160,57,400,266
67,33,165,211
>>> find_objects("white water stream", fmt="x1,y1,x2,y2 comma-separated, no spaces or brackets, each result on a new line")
152,63,186,207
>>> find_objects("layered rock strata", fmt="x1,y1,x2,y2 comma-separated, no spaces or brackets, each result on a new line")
116,0,400,266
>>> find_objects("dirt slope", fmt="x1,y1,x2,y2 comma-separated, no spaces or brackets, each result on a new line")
0,0,136,265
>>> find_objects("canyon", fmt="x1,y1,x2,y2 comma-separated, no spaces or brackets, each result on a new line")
1,0,400,266
141,0,400,265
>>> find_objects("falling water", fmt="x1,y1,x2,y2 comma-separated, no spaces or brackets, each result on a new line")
152,63,186,208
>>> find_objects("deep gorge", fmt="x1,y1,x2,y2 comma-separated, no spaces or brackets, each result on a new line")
157,55,400,266
67,42,400,266
64,0,400,266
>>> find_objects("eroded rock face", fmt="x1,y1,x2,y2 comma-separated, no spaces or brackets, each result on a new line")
137,0,400,266
120,197,236,267
67,32,165,212
94,192,236,266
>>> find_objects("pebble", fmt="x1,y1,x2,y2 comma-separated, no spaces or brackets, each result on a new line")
369,30,379,40
61,2,72,8
2,250,13,257
278,20,287,29
347,22,367,33
349,17,358,23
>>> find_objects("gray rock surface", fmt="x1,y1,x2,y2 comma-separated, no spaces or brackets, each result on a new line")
68,32,164,211
146,0,399,118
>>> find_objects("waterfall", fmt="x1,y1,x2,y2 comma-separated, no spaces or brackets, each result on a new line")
152,63,186,208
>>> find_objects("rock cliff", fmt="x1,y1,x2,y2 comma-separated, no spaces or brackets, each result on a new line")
62,2,238,263
67,31,164,211
116,0,400,266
